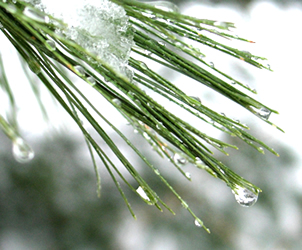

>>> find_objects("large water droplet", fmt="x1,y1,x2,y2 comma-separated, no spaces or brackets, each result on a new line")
45,39,56,51
257,107,271,120
23,7,46,22
173,153,187,166
74,65,85,76
232,185,258,207
12,137,35,163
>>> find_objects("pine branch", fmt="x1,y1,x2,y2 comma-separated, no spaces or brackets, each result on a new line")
0,0,282,232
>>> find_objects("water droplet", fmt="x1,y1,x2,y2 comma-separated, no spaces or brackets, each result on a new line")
181,201,188,209
194,218,203,228
209,62,214,68
173,153,187,166
232,185,258,207
214,21,229,29
143,132,151,141
139,61,148,70
144,50,152,56
28,60,41,74
12,137,35,163
154,169,160,175
189,96,202,104
136,186,150,201
157,40,165,46
23,7,46,22
87,76,96,85
74,65,85,76
185,172,191,179
112,98,121,106
6,4,17,14
194,157,204,167
242,50,252,59
45,39,56,51
257,107,271,120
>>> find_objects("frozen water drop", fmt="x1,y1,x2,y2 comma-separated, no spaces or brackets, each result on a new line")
23,7,46,22
232,185,258,207
146,1,179,13
45,39,56,51
173,153,187,166
12,137,35,163
194,218,203,228
257,107,271,120
74,65,85,76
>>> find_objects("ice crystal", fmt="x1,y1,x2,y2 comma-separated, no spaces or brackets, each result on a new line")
22,0,134,78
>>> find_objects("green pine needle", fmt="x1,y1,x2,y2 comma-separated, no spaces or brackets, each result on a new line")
0,0,282,232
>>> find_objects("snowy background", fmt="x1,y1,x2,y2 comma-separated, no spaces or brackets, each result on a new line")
0,0,302,249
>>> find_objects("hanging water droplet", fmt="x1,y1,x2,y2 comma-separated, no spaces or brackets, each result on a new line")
194,218,203,228
185,172,191,179
112,98,122,106
257,107,271,120
12,137,35,163
23,7,46,22
209,62,214,68
232,185,258,207
173,153,187,166
45,39,56,51
74,65,85,76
